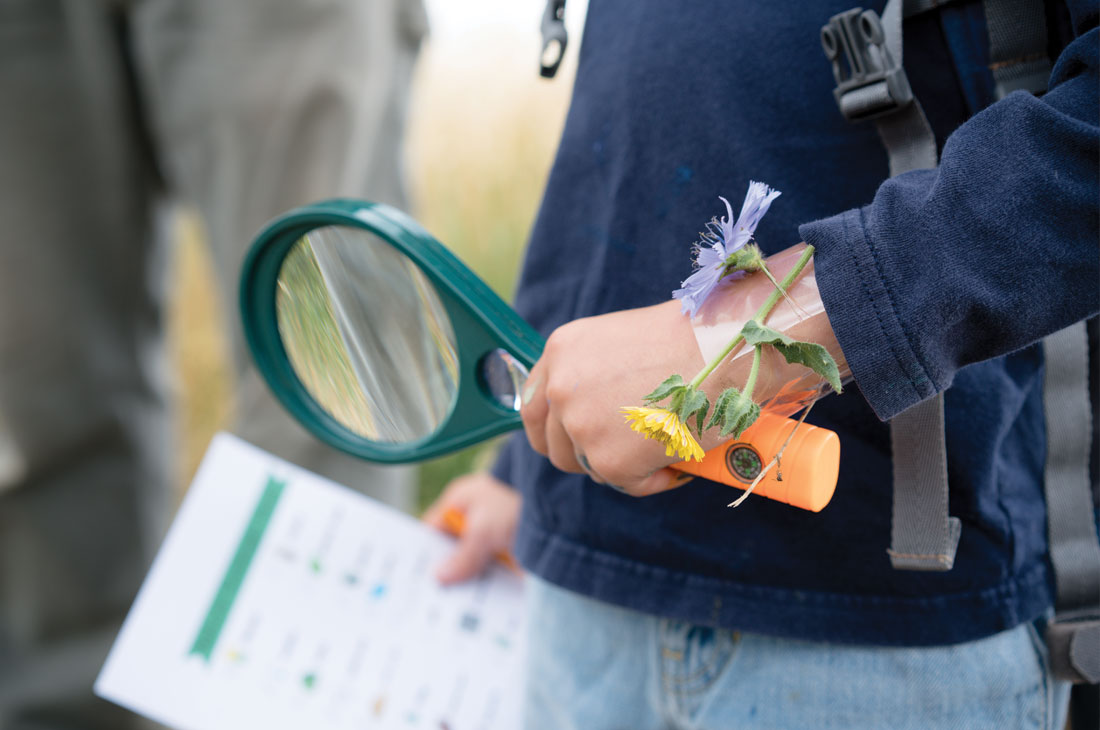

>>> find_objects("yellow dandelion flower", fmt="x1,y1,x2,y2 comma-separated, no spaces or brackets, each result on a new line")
620,406,706,462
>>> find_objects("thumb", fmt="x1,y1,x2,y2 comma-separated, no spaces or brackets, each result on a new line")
436,530,496,585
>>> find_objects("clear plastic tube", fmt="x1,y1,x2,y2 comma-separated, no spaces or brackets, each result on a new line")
689,243,852,417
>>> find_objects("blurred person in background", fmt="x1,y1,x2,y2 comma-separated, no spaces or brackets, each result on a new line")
0,1,425,728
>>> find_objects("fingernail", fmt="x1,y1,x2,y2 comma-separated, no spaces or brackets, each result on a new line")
522,375,543,406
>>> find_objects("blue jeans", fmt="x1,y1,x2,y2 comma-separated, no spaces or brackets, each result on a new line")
524,576,1070,730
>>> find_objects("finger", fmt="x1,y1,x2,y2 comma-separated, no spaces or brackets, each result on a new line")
436,531,496,584
545,412,584,473
422,477,474,526
519,370,549,455
630,468,695,497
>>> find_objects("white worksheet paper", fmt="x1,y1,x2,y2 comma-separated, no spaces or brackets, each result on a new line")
96,433,526,730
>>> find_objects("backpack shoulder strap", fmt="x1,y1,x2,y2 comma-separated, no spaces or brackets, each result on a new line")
983,0,1053,97
1042,323,1100,684
822,0,956,570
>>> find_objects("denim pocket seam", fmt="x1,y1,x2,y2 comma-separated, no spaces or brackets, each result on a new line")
1024,621,1052,730
659,626,740,686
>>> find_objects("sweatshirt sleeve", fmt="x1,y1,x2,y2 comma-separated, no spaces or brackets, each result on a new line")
799,13,1099,422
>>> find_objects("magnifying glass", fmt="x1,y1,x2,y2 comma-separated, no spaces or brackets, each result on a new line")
240,200,840,511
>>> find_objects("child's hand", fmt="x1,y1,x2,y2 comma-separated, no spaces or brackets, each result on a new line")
520,300,715,496
422,471,521,584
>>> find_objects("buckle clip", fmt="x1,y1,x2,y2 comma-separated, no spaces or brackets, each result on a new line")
821,8,913,121
540,0,568,79
1046,610,1100,684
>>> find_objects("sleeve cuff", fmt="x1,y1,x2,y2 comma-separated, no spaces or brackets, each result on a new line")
799,207,939,421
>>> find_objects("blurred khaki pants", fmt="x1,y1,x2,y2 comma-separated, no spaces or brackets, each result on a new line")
0,0,425,727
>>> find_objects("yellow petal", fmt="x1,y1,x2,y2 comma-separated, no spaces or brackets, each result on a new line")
620,405,705,463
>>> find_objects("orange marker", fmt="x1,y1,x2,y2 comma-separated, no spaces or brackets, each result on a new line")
439,507,521,572
673,412,840,512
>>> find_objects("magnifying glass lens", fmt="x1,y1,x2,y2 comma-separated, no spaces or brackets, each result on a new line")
479,348,530,412
275,226,459,444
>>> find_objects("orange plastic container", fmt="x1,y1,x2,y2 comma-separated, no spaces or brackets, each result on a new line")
673,412,840,512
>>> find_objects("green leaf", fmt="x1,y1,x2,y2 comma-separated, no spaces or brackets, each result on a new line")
739,320,844,394
642,374,686,404
675,387,704,420
705,386,761,439
676,388,710,437
705,387,739,432
722,398,761,439
693,393,711,438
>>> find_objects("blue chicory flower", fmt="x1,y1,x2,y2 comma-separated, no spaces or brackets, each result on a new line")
672,181,781,317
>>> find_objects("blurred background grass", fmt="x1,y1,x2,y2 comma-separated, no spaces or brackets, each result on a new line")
168,16,578,510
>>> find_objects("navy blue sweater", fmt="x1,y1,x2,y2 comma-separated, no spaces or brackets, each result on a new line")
493,0,1099,645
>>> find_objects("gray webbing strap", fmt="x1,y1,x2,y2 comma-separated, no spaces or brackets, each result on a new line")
821,0,955,569
982,0,1052,98
876,0,956,570
876,0,940,177
888,397,962,569
1042,323,1100,683
871,99,940,177
1044,323,1100,610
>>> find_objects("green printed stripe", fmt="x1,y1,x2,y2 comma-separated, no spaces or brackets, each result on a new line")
189,475,286,661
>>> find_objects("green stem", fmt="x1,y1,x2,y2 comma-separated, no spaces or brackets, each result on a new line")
688,244,815,389
740,346,762,404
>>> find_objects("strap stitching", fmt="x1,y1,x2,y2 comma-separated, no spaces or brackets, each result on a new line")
989,52,1049,70
887,550,954,559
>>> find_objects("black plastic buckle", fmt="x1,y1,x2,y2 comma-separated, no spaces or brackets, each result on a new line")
821,8,913,121
1047,610,1100,684
539,0,568,79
